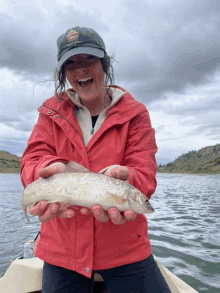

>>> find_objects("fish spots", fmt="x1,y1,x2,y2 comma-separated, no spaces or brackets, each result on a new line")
55,185,78,198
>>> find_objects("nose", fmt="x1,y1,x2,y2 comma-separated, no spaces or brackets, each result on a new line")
75,67,89,74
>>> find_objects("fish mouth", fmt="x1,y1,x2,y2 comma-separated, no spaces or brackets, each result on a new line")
127,189,154,214
139,196,154,214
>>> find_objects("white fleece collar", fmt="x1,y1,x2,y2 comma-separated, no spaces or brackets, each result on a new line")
66,87,127,110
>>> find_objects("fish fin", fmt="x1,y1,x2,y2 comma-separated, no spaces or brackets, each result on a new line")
26,207,30,224
62,161,90,173
46,200,80,211
108,191,127,205
46,199,71,204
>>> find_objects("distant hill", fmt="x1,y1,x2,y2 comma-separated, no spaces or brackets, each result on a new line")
1,144,220,174
0,150,21,173
157,143,220,174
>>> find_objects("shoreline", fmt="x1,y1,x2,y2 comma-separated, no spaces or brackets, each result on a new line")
0,171,220,176
157,172,220,175
0,172,20,174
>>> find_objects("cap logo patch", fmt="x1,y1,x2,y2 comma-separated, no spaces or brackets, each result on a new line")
66,29,80,43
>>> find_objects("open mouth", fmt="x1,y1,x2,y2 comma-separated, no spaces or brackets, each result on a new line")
77,77,94,88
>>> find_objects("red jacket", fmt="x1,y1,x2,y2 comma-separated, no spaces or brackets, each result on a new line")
20,85,158,278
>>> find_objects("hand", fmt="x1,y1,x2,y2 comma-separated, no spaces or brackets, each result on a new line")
29,201,75,223
37,162,66,178
104,165,129,182
80,166,137,224
29,163,75,223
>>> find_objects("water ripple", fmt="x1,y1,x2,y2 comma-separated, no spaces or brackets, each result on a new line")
148,173,220,292
0,173,219,292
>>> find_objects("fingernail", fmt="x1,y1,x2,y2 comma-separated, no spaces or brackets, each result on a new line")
40,202,47,209
52,206,58,213
93,209,100,215
111,211,118,218
67,211,74,218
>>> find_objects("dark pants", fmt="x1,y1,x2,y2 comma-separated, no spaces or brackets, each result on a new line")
42,254,171,293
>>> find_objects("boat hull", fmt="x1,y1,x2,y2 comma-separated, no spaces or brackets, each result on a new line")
0,256,198,293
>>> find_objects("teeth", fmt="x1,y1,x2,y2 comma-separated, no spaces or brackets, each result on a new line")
77,77,93,82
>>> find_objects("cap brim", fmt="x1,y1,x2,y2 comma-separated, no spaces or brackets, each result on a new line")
57,47,105,71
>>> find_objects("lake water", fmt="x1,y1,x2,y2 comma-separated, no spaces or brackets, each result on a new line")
0,173,219,292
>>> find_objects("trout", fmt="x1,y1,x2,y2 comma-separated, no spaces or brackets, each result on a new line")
21,162,154,222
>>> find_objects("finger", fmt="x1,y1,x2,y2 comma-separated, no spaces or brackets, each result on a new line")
38,203,59,223
38,163,65,178
108,208,126,225
105,167,129,181
58,202,72,210
50,203,60,214
117,167,129,181
105,169,118,178
56,208,75,218
80,207,91,215
38,167,53,178
38,167,61,178
91,205,109,222
124,210,137,221
29,201,48,216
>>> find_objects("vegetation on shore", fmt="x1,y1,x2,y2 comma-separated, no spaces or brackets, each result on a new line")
157,143,220,174
1,143,220,174
0,151,21,173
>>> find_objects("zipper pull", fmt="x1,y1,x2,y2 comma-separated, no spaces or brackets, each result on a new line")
91,128,94,135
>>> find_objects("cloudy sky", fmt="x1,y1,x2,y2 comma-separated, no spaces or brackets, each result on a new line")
1,0,220,164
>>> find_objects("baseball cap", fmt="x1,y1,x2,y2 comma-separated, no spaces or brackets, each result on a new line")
57,26,106,71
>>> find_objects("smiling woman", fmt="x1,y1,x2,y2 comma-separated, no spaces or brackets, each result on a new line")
20,26,165,293
63,54,110,116
54,29,114,106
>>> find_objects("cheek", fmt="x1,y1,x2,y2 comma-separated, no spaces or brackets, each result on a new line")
96,68,105,85
66,71,77,87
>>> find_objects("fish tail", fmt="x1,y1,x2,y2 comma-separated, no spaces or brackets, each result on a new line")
25,206,30,224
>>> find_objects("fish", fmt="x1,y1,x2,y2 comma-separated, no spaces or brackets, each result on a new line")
21,161,154,222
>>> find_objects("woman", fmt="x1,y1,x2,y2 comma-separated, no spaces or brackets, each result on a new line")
20,26,171,293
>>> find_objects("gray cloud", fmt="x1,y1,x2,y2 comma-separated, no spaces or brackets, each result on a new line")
2,0,220,107
1,0,220,157
115,0,220,103
0,4,109,80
